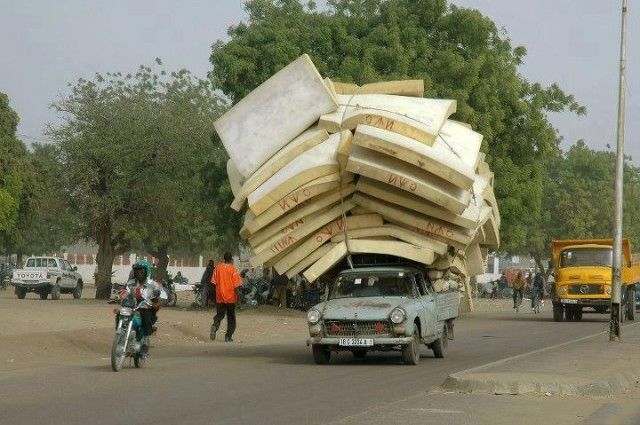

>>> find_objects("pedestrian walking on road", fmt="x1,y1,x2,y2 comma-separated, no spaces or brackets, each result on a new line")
210,252,242,342
512,271,526,309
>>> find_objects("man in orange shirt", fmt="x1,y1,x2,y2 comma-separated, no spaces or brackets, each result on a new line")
210,252,242,342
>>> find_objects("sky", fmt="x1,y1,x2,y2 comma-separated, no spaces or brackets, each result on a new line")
1,0,638,160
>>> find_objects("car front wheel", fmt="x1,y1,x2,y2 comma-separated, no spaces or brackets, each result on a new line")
402,328,420,365
312,344,331,365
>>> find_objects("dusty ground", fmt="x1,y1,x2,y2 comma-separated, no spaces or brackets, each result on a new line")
0,286,515,372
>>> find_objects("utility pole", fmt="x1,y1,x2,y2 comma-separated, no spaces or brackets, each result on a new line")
610,0,628,342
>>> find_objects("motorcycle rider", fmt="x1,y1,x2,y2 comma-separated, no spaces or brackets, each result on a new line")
531,271,546,309
119,259,167,354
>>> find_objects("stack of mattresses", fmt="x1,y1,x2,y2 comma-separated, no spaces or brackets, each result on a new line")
215,54,500,310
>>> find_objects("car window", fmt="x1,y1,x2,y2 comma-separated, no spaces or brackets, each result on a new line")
58,259,66,270
49,259,58,268
330,272,412,299
416,273,432,295
26,258,35,267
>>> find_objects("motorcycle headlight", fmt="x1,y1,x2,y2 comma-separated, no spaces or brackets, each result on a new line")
606,286,612,295
307,309,321,325
390,307,406,324
557,287,567,295
119,307,133,316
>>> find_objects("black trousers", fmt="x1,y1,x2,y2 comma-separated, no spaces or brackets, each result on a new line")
213,303,236,337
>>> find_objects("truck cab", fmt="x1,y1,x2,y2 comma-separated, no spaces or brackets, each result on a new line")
551,239,638,321
306,265,458,365
11,256,83,300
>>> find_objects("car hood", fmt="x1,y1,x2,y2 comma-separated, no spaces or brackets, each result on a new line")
319,297,407,321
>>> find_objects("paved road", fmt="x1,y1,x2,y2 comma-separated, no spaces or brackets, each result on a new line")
0,309,612,425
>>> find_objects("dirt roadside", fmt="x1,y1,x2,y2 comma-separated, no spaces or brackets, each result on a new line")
0,287,515,373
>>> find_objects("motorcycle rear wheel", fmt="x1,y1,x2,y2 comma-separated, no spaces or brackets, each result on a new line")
111,331,126,372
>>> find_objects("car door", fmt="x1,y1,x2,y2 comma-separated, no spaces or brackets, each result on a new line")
64,260,77,288
416,273,436,338
56,259,71,288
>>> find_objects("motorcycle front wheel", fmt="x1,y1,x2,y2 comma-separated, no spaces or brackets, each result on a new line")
111,331,126,372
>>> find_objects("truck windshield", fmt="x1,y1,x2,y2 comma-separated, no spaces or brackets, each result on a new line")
560,248,612,268
329,272,412,299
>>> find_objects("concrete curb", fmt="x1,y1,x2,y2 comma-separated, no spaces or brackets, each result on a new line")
442,323,640,396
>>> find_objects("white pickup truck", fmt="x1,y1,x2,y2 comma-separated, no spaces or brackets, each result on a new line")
11,256,83,300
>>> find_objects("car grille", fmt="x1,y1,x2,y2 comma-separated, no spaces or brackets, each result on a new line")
324,320,391,337
568,284,604,295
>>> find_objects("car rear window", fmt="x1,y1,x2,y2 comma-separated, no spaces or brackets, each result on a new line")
48,259,57,267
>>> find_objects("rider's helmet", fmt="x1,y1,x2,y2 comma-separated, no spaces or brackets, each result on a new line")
132,259,152,279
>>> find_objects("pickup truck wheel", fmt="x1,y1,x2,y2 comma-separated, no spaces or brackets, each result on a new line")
312,344,331,365
72,282,83,299
402,328,420,365
553,304,563,322
432,324,448,359
39,291,49,300
50,283,61,300
16,287,26,299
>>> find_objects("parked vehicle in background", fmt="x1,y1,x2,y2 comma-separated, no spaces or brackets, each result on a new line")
551,239,640,322
11,257,83,300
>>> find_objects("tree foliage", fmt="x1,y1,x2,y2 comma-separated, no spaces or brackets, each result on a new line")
0,93,28,235
49,62,226,297
209,0,585,255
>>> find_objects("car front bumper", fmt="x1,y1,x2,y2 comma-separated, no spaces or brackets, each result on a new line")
12,281,53,292
306,336,414,347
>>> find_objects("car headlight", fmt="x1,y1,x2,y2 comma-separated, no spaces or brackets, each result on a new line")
557,287,567,295
307,309,321,324
606,286,612,295
390,307,406,324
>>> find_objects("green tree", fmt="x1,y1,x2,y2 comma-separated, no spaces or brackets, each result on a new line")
0,92,28,237
49,62,225,298
209,0,585,255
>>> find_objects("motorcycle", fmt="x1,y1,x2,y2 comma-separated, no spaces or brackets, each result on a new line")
193,282,208,308
111,295,151,372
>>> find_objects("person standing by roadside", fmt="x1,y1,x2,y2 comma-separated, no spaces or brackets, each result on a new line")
200,259,215,307
512,271,527,309
271,269,289,308
210,252,242,342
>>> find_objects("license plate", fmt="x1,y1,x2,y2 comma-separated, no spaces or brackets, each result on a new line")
339,338,373,347
561,299,578,304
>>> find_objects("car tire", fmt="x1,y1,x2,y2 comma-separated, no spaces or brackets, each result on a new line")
402,327,421,365
312,344,331,365
39,291,49,300
50,283,61,300
72,281,83,299
16,287,27,299
432,324,448,359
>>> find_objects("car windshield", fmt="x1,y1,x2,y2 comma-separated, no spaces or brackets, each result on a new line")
560,248,612,268
329,271,412,299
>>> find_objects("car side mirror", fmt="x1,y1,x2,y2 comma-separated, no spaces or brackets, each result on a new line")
73,266,78,271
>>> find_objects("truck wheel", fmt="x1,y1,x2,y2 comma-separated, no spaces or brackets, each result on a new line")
565,307,574,321
432,324,448,359
72,282,83,299
553,304,563,322
16,287,26,299
402,328,421,365
312,344,331,365
39,291,49,300
50,283,61,300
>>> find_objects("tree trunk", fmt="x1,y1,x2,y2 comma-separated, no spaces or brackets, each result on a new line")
16,251,23,268
155,245,169,282
95,221,115,299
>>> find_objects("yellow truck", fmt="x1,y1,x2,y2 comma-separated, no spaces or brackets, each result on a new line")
551,239,640,322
